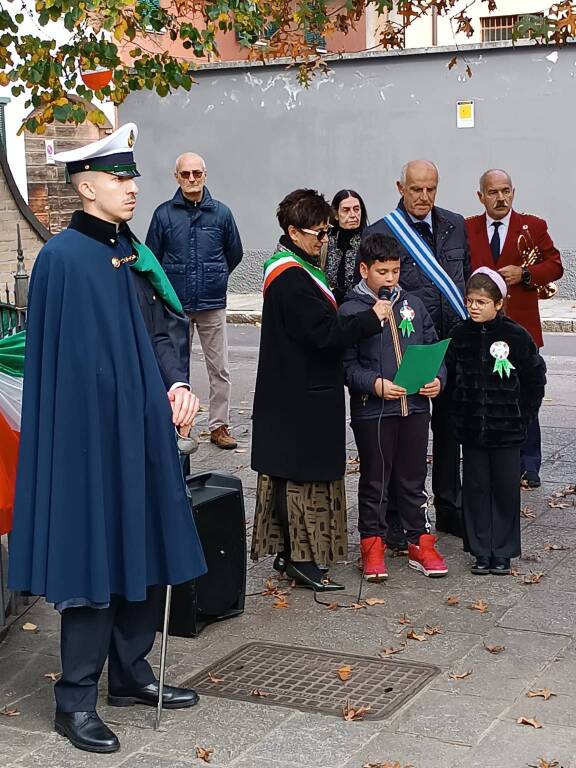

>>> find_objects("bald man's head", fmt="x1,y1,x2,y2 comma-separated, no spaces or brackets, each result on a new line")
174,153,207,201
397,160,439,219
175,153,206,173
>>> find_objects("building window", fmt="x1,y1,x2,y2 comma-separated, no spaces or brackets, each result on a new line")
481,14,541,43
304,29,326,49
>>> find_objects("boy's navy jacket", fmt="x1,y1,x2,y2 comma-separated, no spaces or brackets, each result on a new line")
445,314,546,448
339,286,446,421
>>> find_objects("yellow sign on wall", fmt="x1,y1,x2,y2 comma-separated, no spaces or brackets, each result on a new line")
457,100,475,129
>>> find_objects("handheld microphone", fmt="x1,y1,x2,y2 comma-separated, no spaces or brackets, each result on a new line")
378,287,392,301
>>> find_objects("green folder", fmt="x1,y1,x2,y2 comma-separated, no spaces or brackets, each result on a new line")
393,339,451,395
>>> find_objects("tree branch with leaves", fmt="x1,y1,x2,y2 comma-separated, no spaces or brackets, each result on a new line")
0,0,574,133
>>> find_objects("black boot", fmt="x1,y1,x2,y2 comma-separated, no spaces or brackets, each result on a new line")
55,711,120,754
272,552,288,573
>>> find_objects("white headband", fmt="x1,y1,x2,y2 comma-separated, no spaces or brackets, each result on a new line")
470,267,507,299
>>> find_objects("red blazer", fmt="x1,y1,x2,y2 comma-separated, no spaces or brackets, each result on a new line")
465,211,563,347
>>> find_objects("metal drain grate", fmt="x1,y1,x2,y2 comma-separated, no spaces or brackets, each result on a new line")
183,642,439,720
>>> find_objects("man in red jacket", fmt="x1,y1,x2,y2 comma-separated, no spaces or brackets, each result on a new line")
466,168,563,488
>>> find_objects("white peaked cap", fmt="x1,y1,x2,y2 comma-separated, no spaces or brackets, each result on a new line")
54,123,140,177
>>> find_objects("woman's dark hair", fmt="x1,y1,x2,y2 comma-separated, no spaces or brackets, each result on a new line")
331,189,368,230
358,233,401,266
277,189,333,235
466,273,505,315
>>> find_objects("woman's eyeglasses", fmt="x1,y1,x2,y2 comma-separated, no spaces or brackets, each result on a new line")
178,170,205,180
299,226,333,241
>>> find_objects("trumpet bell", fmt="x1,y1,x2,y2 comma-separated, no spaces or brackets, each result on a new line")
537,282,558,300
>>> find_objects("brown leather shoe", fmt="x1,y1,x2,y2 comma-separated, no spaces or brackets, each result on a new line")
210,425,238,450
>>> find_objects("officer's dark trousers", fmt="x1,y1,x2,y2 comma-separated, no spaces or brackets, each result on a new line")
521,416,542,475
54,589,162,712
462,445,521,558
431,391,462,522
352,413,431,544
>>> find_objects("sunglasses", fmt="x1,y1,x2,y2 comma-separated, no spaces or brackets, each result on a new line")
299,225,333,241
178,170,205,180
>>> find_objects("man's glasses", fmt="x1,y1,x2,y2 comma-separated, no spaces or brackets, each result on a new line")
178,170,205,180
299,226,333,241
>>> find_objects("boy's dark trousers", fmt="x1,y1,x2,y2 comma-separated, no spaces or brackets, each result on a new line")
352,412,430,543
461,445,521,558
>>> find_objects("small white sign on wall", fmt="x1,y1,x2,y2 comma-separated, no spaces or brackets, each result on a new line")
456,100,475,129
45,139,55,164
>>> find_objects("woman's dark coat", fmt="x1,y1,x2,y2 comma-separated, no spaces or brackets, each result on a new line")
444,315,546,449
251,246,381,483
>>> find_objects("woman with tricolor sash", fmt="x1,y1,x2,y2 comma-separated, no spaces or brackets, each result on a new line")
0,330,24,536
250,189,389,592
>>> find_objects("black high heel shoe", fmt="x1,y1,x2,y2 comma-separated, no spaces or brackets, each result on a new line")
285,561,345,592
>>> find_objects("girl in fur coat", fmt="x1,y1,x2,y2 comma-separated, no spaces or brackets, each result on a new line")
445,267,546,575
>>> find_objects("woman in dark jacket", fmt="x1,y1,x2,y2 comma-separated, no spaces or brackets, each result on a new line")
445,268,546,576
251,189,387,591
325,190,368,305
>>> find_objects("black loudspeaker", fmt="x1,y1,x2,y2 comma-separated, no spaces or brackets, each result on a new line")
163,470,246,637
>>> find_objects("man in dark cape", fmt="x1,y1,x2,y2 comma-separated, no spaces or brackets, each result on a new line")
8,123,206,753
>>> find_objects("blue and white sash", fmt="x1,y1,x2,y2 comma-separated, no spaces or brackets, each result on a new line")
384,208,467,320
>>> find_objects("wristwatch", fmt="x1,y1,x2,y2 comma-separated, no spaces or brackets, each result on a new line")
521,267,532,286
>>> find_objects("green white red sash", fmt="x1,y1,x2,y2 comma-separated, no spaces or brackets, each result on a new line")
263,250,337,309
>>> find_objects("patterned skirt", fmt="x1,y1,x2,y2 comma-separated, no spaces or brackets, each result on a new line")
251,474,347,566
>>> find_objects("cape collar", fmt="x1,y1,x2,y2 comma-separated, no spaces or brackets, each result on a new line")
68,210,134,247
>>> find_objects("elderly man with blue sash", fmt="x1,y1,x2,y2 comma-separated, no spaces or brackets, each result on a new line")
368,159,470,539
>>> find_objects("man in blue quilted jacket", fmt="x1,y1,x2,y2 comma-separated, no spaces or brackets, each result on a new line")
146,153,243,449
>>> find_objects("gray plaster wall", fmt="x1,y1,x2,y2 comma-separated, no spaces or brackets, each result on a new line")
122,44,576,296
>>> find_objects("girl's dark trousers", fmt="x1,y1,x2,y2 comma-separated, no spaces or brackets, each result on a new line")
462,445,521,558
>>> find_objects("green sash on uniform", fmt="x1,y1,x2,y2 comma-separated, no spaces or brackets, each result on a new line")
130,241,183,314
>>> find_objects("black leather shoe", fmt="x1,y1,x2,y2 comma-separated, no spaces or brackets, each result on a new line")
55,711,120,754
435,511,464,539
471,556,491,575
521,471,541,489
285,561,345,592
108,681,200,709
490,557,511,575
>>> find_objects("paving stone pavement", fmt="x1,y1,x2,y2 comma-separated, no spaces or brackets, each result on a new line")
0,328,575,767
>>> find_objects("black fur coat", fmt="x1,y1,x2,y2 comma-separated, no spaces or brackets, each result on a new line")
444,315,546,448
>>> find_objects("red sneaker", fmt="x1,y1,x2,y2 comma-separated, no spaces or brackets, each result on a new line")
360,536,387,582
408,534,448,578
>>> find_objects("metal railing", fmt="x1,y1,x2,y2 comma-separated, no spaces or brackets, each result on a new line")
0,224,29,634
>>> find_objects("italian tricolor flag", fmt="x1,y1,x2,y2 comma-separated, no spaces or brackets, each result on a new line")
0,331,25,535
